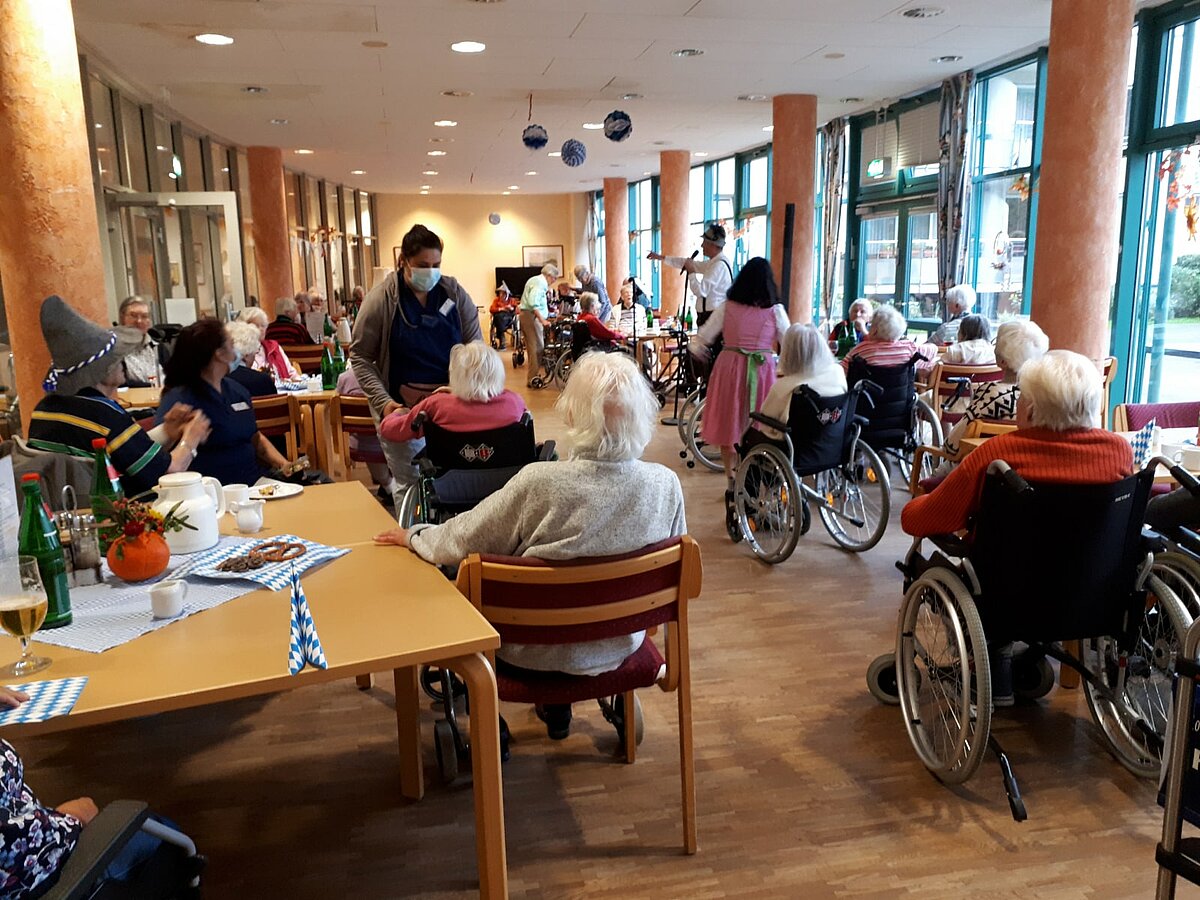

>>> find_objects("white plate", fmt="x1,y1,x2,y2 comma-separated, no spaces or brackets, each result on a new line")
249,481,304,501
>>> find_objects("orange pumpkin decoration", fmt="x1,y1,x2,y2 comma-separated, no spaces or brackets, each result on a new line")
107,531,171,582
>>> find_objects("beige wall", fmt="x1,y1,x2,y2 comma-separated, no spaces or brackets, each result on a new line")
375,192,590,303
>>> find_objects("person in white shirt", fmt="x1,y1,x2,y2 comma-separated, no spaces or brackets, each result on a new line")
647,224,733,325
941,314,995,366
756,324,848,440
117,296,165,387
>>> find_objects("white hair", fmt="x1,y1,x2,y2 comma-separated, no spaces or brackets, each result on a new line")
578,292,598,314
1018,349,1102,431
226,320,262,360
238,306,269,329
777,324,835,379
556,351,658,461
870,305,907,341
945,284,977,314
573,264,590,282
994,319,1048,378
448,342,506,402
277,295,299,319
848,298,874,318
541,263,560,278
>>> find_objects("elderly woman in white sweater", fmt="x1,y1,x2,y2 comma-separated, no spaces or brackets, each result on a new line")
755,324,847,440
374,350,686,740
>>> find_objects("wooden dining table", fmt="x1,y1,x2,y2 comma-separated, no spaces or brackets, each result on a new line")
4,481,508,897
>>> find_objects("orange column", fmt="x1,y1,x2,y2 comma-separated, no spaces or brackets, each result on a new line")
247,147,293,318
659,150,691,317
770,94,818,324
0,0,108,431
1030,0,1135,358
603,177,629,303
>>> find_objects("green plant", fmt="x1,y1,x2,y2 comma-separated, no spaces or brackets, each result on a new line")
1170,254,1200,318
93,495,195,559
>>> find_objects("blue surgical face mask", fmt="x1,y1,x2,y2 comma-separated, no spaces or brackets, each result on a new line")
408,266,441,292
227,348,242,371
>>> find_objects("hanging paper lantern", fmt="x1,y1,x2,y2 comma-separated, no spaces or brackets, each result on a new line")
603,110,633,142
522,124,548,149
561,139,587,167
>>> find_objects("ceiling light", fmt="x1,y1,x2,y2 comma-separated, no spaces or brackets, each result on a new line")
427,150,447,156
433,120,458,127
582,122,604,130
841,97,864,104
524,171,538,176
693,151,708,157
422,170,439,175
737,94,769,102
548,151,561,157
420,190,429,195
94,123,102,129
507,185,519,190
156,144,168,151
824,52,845,60
361,40,388,49
652,140,669,146
429,137,454,143
932,54,963,63
763,125,774,132
620,93,642,101
269,118,289,126
902,6,945,18
351,169,367,175
450,41,486,53
643,171,652,175
420,184,431,189
294,148,314,155
221,166,230,172
242,85,268,94
502,191,511,195
671,48,704,57
441,90,473,98
193,33,234,46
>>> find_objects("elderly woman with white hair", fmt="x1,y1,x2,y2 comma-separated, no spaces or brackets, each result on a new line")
756,324,847,440
374,350,686,740
902,349,1133,539
841,304,937,372
377,341,526,442
237,307,301,380
930,284,977,345
224,321,278,398
829,298,874,350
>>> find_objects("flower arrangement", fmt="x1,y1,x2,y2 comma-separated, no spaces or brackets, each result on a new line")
94,496,195,560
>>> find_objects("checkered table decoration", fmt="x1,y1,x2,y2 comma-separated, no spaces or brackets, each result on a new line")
173,534,349,591
1131,417,1157,467
288,565,327,675
0,677,88,726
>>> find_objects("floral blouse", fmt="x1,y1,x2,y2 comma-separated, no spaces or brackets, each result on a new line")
942,381,1021,459
0,741,81,899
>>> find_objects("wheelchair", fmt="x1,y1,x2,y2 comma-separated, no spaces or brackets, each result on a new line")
551,321,630,388
528,314,576,390
489,310,516,352
867,458,1192,821
847,353,942,487
732,381,891,564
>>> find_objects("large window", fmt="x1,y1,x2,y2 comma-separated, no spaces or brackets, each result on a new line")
628,177,658,305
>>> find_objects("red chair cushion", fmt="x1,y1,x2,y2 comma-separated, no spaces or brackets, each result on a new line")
496,637,665,704
1125,401,1200,431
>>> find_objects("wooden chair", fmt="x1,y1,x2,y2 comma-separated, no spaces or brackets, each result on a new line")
1099,356,1118,430
1112,400,1200,432
455,535,703,855
328,394,385,482
925,361,1004,429
908,418,1017,496
282,344,324,375
251,394,304,459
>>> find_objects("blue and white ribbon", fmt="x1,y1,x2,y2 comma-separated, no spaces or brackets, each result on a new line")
43,332,118,392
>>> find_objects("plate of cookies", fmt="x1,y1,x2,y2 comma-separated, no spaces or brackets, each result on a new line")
249,480,303,501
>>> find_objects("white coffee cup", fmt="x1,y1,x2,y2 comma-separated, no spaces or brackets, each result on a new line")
150,579,188,619
223,484,250,511
232,499,265,534
307,375,322,392
1181,445,1200,472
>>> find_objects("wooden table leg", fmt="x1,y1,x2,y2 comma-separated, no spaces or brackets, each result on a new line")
446,652,508,900
356,673,374,690
314,402,336,478
394,666,424,800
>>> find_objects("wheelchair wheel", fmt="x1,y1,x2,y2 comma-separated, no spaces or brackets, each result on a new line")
897,398,943,487
816,439,890,552
512,349,525,368
734,443,801,564
867,652,901,706
529,374,546,390
896,570,991,784
1083,573,1189,778
397,483,422,528
677,386,705,448
1152,552,1200,618
684,399,723,472
552,351,573,389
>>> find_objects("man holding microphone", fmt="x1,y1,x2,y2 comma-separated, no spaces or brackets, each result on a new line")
647,223,733,326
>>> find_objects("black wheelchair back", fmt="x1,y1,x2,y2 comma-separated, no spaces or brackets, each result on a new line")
847,352,942,484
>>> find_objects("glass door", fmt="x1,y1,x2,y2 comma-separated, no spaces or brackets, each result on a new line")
860,212,899,311
905,208,939,322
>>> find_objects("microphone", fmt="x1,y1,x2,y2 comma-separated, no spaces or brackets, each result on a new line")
681,250,699,275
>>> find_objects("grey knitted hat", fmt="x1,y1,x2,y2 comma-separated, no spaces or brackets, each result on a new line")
40,295,146,395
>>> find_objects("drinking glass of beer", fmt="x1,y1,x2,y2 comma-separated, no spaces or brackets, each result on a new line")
0,556,53,676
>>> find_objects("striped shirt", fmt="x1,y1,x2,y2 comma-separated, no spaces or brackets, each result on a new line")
841,338,936,372
28,388,168,497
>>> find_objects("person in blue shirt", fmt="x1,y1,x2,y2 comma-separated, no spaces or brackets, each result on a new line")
157,319,294,485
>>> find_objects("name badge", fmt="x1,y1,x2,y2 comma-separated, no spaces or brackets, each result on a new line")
439,299,455,317
231,401,250,411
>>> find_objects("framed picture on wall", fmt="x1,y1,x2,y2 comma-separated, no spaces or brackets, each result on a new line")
522,245,564,270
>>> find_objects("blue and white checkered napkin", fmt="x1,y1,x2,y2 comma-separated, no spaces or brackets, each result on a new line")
0,677,88,725
173,534,349,591
1131,417,1157,467
288,565,327,674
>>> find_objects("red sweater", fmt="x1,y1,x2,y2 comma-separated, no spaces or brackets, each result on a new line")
379,389,527,442
901,427,1133,538
580,313,624,343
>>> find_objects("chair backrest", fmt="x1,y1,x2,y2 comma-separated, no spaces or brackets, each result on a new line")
422,412,537,472
1099,356,1118,430
283,345,324,375
969,464,1154,643
1113,400,1200,432
251,395,301,457
328,394,384,475
847,354,920,449
962,418,1017,441
784,386,858,476
455,536,702,649
928,362,1004,426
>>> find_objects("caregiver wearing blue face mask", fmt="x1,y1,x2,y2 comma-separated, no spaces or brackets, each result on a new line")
351,223,482,499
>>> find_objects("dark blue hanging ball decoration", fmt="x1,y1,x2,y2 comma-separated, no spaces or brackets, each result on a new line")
604,110,632,142
522,124,548,150
561,139,587,167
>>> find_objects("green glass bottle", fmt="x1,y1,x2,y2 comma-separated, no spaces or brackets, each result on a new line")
684,306,694,332
18,474,72,628
646,304,654,329
89,438,123,553
320,343,335,390
332,336,346,376
323,313,334,339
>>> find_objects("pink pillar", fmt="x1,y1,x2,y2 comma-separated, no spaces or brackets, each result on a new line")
247,147,294,318
770,94,818,324
1030,0,1135,358
0,0,108,432
603,177,629,304
659,150,691,317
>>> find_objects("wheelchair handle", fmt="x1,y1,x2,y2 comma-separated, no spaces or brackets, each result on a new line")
1148,455,1200,498
410,410,428,433
986,459,1032,495
851,378,882,410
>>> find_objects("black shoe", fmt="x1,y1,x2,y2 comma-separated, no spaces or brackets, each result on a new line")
535,704,572,740
499,715,511,762
725,490,742,543
376,486,395,508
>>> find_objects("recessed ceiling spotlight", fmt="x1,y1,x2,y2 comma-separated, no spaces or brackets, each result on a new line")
351,169,367,175
582,122,604,130
221,166,230,173
502,191,511,195
643,171,652,175
524,171,537,175
620,93,643,101
242,85,268,94
193,33,234,46
451,41,486,53
672,48,704,57
294,148,314,155
763,125,774,132
932,54,963,63
429,137,454,143
737,94,770,102
507,185,519,190
422,170,439,175
902,6,945,18
441,90,474,98
361,40,389,48
269,118,289,125
824,52,845,60
94,122,103,129
841,97,864,104
156,144,168,151
693,151,709,157
427,150,447,156
420,190,429,195
548,150,561,157
652,140,669,146
433,120,458,127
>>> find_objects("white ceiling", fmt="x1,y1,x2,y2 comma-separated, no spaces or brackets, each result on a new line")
70,0,1160,196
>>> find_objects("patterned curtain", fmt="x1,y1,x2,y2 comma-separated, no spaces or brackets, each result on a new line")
819,118,847,326
937,71,974,300
585,191,598,271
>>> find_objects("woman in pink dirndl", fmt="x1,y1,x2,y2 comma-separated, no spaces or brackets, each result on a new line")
691,256,790,536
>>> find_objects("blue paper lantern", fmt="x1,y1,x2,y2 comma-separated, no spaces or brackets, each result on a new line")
604,110,633,142
561,139,587,167
522,124,548,149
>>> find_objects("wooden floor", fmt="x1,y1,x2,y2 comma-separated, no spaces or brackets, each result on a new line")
19,357,1177,898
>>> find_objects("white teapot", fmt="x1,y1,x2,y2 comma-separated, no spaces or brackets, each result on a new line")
153,472,226,554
